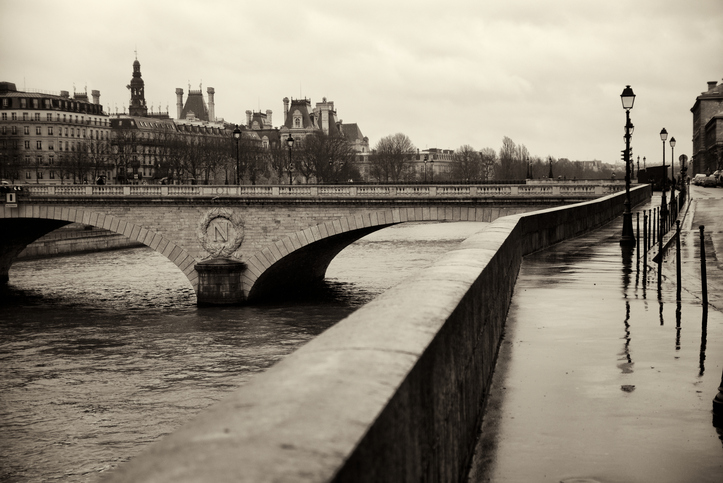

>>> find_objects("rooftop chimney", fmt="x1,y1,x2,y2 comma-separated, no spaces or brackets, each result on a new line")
207,87,215,122
707,81,718,91
175,88,184,119
91,90,100,104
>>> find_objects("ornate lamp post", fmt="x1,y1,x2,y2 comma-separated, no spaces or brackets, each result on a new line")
233,125,242,185
620,85,636,246
423,154,428,183
660,128,669,225
286,135,295,184
669,136,676,209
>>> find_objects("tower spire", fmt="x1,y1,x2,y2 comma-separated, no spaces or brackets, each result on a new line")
128,56,147,117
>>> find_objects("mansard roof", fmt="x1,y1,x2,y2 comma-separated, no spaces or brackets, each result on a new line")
181,90,209,121
341,123,365,141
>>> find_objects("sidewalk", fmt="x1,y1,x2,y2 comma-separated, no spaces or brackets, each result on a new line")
469,186,723,483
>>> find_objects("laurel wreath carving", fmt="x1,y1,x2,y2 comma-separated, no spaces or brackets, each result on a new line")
197,208,245,258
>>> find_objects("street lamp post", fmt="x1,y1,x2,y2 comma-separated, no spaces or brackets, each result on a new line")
286,135,294,185
669,136,676,210
620,85,636,247
424,155,428,183
660,128,669,226
233,125,241,185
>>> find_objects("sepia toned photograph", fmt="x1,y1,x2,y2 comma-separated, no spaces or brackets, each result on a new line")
1,1,723,482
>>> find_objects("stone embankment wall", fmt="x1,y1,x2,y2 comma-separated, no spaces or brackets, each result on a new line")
18,224,142,260
104,185,651,483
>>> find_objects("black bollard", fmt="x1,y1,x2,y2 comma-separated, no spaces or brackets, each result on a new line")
658,208,664,287
653,208,657,246
700,225,708,308
676,220,681,301
644,212,648,262
636,212,640,259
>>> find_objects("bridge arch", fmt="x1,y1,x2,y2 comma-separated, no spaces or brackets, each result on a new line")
0,209,199,290
243,206,458,302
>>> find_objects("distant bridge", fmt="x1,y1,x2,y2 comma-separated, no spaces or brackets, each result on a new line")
1,182,624,304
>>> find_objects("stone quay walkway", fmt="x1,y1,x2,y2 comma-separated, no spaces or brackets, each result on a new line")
469,185,723,483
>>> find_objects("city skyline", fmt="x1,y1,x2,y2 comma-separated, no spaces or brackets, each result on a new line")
2,0,722,165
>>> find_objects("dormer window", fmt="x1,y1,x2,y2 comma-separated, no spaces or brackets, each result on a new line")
292,109,302,128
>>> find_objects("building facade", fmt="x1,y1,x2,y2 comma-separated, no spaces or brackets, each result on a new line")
690,78,723,175
0,81,111,184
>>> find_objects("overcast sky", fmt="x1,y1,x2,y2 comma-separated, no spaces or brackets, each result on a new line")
2,0,722,166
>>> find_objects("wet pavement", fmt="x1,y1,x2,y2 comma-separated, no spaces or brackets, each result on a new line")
469,185,723,483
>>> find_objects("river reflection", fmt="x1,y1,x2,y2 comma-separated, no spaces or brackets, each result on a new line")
0,221,486,482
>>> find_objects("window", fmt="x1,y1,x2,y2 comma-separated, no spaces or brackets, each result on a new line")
49,155,54,164
36,141,42,149
26,171,31,179
48,126,53,135
23,112,28,120
36,171,43,179
11,126,17,135
47,113,52,121
1,126,5,135
50,171,55,179
34,113,40,121
1,113,6,120
24,141,30,149
24,126,29,135
48,141,54,150
11,112,17,120
2,98,7,107
64,127,68,136
32,99,39,108
20,99,27,108
36,126,42,135
71,128,74,137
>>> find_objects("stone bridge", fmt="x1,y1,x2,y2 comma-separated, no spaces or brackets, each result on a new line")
0,182,624,304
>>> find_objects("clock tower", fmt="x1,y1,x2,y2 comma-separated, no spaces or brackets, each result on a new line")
127,56,148,117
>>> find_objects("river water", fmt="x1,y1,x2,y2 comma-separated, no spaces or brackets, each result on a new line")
0,221,487,483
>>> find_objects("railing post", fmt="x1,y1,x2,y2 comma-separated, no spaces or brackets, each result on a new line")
700,225,708,308
676,220,681,301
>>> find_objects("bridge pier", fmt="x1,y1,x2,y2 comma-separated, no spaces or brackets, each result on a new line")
194,258,246,306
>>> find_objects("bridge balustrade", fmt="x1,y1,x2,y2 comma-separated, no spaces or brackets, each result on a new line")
19,182,626,200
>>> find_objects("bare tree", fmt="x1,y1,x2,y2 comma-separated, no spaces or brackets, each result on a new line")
370,133,416,182
479,147,497,181
296,131,357,183
450,144,481,182
87,137,111,182
495,136,527,180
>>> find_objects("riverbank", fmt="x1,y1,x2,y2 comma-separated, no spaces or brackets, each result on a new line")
17,224,143,260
